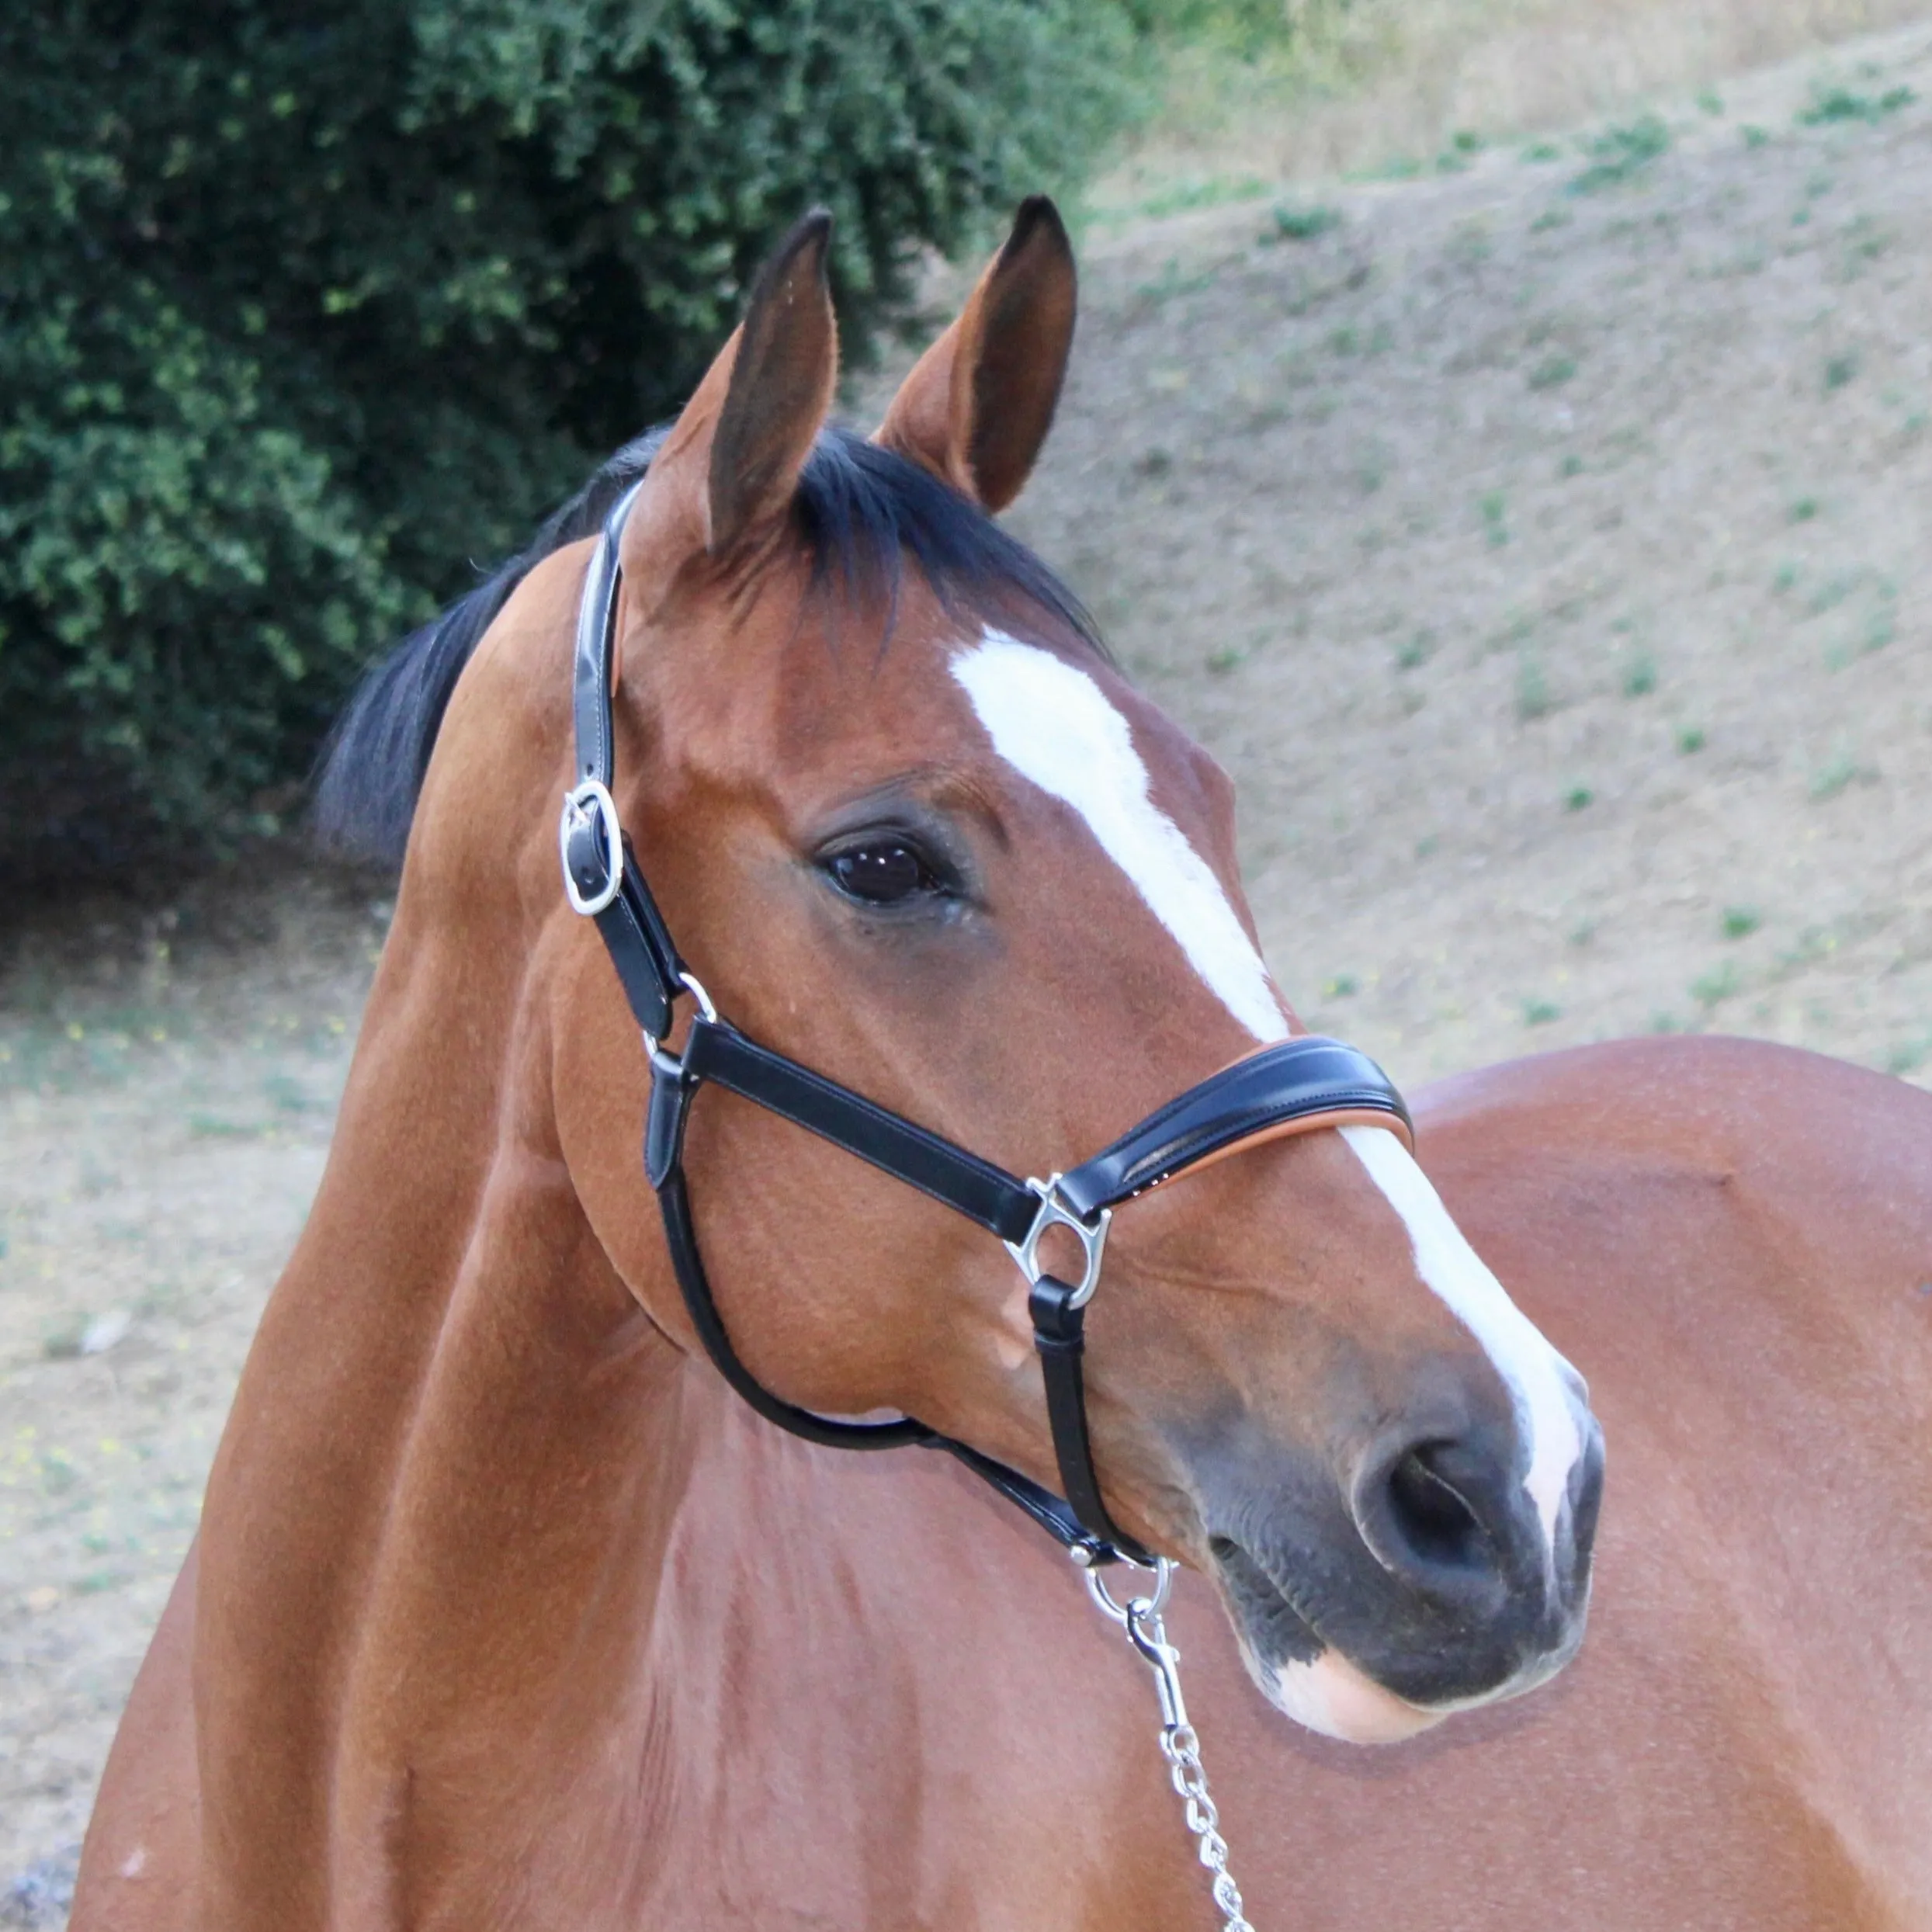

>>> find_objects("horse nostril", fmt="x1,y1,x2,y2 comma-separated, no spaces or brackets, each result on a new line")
1384,1442,1488,1573
1351,1434,1511,1597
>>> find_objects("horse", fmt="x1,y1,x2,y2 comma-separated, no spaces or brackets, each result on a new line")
71,199,1932,1930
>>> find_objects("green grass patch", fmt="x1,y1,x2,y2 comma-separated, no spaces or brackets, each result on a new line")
1798,83,1914,127
1809,748,1862,800
1515,651,1551,721
1266,202,1341,243
1567,116,1670,196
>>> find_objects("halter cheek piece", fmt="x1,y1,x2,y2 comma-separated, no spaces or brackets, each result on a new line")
561,479,1413,1569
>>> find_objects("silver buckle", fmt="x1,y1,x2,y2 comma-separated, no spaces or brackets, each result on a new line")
559,779,623,917
1004,1175,1111,1309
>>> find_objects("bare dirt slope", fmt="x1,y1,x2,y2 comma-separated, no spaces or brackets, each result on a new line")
1,880,376,1922
6,25,1932,1921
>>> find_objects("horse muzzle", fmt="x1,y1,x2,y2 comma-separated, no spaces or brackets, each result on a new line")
1191,1379,1605,1743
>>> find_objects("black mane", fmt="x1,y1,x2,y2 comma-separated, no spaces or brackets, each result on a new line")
312,425,1102,866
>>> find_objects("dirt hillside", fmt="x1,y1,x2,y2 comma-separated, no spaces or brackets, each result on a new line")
6,22,1932,1921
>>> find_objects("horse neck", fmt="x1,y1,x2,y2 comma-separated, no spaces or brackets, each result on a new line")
199,587,745,1896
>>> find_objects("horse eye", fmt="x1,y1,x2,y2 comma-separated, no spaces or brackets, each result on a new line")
825,841,938,906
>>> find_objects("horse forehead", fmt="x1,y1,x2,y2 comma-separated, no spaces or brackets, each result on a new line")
949,629,1212,788
950,627,1287,1046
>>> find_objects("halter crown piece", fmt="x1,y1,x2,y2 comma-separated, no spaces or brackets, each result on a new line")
560,476,1413,1929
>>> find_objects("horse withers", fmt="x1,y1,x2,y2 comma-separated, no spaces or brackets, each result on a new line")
72,202,1931,1929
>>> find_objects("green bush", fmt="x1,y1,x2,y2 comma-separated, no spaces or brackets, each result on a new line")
0,0,1129,864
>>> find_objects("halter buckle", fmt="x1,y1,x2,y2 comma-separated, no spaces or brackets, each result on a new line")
1004,1176,1112,1309
560,779,624,917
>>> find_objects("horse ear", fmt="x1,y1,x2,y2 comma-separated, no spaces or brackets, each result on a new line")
641,210,839,558
874,196,1076,512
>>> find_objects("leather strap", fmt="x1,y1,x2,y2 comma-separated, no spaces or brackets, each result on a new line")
1029,1278,1154,1565
1059,1035,1411,1220
657,1165,931,1452
562,483,685,1043
680,1020,1039,1242
571,480,643,789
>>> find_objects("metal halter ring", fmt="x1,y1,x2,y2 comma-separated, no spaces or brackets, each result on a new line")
1087,1552,1175,1624
559,779,624,917
1004,1176,1112,1309
644,972,720,1063
677,971,718,1025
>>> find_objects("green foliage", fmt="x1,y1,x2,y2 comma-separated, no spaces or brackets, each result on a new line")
0,0,1129,860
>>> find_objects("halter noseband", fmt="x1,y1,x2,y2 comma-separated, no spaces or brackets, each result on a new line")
560,479,1413,1569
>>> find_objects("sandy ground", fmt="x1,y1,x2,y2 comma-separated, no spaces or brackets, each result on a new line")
6,23,1932,1922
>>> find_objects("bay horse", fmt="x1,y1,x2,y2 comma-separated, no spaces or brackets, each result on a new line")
73,200,1932,1929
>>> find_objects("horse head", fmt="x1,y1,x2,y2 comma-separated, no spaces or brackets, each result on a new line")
388,201,1603,1747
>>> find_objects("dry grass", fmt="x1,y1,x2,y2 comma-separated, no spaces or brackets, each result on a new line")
1098,0,1932,203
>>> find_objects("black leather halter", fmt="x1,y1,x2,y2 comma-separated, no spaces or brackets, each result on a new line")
560,480,1413,1568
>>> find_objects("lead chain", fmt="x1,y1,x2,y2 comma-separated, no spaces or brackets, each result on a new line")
1088,1563,1257,1932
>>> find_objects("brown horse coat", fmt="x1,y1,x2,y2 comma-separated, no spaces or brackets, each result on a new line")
71,205,1932,1930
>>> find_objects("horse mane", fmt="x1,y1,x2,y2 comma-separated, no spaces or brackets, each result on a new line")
312,424,1103,867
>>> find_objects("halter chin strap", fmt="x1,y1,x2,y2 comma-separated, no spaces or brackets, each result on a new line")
560,481,1413,1568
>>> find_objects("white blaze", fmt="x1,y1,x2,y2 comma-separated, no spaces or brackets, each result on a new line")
1341,1123,1585,1552
950,631,1289,1044
951,626,1586,1565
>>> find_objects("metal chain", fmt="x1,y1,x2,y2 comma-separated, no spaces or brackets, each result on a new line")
1087,1559,1257,1932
